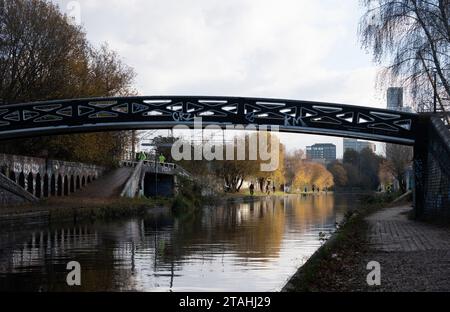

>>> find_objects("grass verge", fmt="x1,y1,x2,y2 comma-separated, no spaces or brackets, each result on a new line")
0,196,171,223
282,193,402,292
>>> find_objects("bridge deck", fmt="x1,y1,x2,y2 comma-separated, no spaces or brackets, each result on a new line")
0,96,418,144
73,167,133,199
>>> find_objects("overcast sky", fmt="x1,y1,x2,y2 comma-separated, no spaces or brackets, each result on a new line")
55,0,390,157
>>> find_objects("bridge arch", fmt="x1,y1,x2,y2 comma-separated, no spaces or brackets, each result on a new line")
26,173,33,194
0,96,418,145
35,173,42,198
43,174,49,198
70,175,75,193
3,96,448,221
57,175,62,196
18,173,25,189
63,176,69,196
51,174,56,196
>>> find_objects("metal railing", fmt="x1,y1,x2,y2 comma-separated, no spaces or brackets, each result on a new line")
120,160,191,178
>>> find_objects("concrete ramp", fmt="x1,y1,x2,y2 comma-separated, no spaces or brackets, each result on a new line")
73,167,134,199
0,173,38,206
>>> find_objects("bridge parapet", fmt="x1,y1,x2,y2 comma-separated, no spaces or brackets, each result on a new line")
0,172,38,206
0,96,418,145
120,161,143,198
0,153,105,204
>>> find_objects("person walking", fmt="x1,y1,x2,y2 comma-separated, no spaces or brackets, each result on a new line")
249,183,255,196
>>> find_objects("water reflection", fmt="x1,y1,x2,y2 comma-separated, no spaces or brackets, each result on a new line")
0,194,354,292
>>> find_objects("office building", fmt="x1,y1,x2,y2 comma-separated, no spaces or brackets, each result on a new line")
306,143,336,164
387,87,414,113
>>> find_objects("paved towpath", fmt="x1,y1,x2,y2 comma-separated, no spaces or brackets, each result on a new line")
362,206,450,291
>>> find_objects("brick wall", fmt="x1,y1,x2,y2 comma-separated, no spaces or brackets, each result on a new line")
415,116,450,219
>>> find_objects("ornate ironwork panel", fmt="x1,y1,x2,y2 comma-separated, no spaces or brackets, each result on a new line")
0,96,418,144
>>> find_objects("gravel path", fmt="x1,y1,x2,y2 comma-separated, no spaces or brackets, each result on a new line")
362,206,450,291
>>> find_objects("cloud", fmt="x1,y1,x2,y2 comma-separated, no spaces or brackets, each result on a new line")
61,0,386,156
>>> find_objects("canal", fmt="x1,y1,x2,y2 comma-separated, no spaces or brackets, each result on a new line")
0,194,355,291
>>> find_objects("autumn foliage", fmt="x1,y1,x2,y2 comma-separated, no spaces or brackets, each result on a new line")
292,162,334,191
0,0,136,166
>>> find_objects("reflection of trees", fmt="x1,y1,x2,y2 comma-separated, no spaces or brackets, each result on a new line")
0,196,344,291
155,196,337,266
287,195,336,229
162,199,285,261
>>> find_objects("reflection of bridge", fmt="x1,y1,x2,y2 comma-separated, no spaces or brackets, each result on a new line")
0,96,449,219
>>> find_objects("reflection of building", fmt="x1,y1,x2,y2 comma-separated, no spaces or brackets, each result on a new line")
343,139,376,153
306,144,336,164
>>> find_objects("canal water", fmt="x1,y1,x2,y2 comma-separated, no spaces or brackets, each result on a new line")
0,194,355,292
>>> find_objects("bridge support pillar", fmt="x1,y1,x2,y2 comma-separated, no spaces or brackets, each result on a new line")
413,115,450,220
413,115,429,219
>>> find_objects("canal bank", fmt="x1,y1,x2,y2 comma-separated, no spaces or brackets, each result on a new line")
281,192,450,292
281,199,377,292
0,196,173,224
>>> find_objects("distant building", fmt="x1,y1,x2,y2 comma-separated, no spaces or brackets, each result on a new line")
343,138,376,154
387,87,403,110
306,143,336,164
387,87,414,113
386,88,414,192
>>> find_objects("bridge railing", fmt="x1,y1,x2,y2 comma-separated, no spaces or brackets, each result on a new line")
121,160,177,170
120,161,143,198
0,172,38,205
120,160,191,178
143,160,177,170
0,96,419,145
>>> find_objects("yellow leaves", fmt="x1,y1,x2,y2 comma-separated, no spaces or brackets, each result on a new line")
292,161,334,190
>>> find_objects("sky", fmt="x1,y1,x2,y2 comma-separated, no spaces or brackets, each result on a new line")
55,0,390,158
